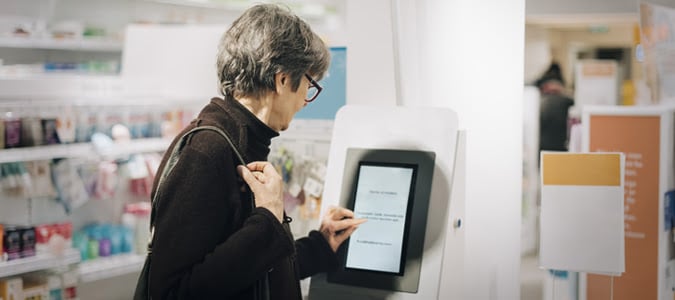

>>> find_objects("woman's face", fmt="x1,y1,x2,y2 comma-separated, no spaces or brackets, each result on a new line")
271,73,311,131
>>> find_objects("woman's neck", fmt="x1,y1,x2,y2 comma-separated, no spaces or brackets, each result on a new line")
236,94,276,130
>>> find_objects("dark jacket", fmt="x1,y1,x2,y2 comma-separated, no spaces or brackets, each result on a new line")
148,97,338,299
539,93,574,152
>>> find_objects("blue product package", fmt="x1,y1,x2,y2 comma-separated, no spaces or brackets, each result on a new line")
109,225,122,255
73,231,90,261
121,226,134,253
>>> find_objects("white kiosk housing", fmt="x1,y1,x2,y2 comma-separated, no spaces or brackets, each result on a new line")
309,105,466,299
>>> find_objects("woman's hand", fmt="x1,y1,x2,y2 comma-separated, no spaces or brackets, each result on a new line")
238,161,284,223
319,207,367,252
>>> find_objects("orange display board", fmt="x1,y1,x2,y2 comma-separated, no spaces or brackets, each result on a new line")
586,115,661,300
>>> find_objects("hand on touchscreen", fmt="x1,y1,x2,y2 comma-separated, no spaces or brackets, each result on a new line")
320,206,367,252
238,161,284,223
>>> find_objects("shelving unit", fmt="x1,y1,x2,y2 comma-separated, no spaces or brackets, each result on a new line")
141,0,250,11
78,254,145,283
0,138,172,164
0,248,81,278
0,143,93,164
0,36,123,52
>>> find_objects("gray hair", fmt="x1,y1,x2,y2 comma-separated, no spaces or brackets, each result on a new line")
216,4,330,99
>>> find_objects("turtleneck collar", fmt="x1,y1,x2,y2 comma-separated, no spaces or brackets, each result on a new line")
199,96,279,162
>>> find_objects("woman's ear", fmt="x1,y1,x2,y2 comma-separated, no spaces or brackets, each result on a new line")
274,72,289,95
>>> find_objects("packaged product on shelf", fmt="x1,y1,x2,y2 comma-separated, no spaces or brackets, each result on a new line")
161,110,184,138
22,280,48,300
0,224,3,262
148,110,163,138
15,163,32,197
55,112,75,144
20,117,44,147
19,226,36,258
60,269,77,300
83,225,101,260
94,161,117,199
109,225,123,255
77,161,100,198
103,110,124,138
56,222,72,249
129,111,151,139
41,118,60,145
3,113,21,148
0,277,22,300
121,211,137,253
51,159,89,213
0,118,5,149
46,275,62,300
125,155,151,198
36,222,72,256
24,161,57,199
34,224,53,255
74,108,95,143
3,226,21,261
0,164,21,196
125,202,151,255
98,224,113,257
121,225,134,254
87,238,99,260
111,123,131,142
72,231,89,261
99,237,112,257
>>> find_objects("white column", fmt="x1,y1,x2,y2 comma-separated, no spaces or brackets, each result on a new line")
395,0,524,299
345,0,398,106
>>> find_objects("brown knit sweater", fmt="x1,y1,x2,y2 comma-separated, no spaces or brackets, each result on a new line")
148,97,338,299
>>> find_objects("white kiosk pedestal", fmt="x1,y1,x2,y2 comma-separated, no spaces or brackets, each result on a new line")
309,105,466,299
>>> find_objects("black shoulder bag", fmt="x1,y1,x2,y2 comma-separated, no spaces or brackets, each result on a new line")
133,125,270,300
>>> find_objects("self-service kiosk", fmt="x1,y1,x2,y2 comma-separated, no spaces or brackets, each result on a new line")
309,105,466,299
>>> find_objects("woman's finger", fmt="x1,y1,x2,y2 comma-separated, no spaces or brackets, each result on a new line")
331,208,354,220
246,161,276,173
238,165,260,187
335,225,359,243
333,218,367,232
252,171,266,183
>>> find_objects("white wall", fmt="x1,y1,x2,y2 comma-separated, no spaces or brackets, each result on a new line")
525,25,553,84
347,0,524,298
344,0,397,106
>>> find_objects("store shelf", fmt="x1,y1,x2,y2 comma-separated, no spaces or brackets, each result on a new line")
78,254,145,283
0,138,171,163
141,0,250,11
0,248,81,278
96,138,171,159
0,36,122,52
0,74,125,100
0,143,94,163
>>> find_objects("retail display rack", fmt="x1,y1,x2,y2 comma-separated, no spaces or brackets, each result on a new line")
0,248,80,278
0,138,172,164
0,36,122,52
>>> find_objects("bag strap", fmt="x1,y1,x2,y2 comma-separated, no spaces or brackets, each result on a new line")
148,125,250,253
145,125,269,300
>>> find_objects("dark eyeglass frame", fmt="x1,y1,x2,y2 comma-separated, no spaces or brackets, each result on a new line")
305,74,323,103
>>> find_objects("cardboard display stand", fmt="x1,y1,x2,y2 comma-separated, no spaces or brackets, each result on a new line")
580,105,675,300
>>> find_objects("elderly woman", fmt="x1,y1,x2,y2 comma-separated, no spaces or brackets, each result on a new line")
145,4,364,299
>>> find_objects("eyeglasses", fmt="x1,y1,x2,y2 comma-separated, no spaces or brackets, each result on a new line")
305,74,323,103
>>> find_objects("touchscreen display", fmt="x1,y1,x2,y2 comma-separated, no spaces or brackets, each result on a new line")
345,162,416,275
